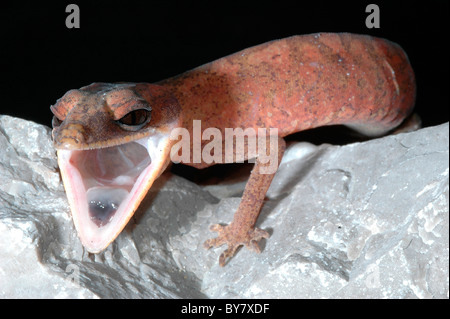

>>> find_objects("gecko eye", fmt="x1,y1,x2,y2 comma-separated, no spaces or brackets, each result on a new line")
117,109,151,131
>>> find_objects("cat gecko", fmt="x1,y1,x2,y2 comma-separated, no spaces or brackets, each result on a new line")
51,33,416,266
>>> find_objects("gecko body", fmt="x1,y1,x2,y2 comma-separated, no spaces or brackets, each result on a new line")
51,33,415,266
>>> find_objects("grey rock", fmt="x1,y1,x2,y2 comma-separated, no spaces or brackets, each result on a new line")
0,114,448,298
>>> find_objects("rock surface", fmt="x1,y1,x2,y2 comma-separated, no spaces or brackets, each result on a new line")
0,115,448,298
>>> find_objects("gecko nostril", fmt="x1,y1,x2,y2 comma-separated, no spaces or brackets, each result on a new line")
73,129,86,145
56,123,87,149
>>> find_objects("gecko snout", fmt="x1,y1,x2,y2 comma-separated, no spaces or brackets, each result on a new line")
53,123,88,149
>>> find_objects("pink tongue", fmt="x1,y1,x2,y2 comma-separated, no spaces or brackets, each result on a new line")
73,141,151,228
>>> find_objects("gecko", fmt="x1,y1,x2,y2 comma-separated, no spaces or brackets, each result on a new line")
51,33,416,267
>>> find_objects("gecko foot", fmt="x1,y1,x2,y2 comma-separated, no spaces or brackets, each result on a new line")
203,223,270,267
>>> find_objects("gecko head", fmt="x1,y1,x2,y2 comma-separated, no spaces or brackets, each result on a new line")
50,82,182,253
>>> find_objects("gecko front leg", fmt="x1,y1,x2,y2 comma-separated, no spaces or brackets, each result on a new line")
204,136,286,266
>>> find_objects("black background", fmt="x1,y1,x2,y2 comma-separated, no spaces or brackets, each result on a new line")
1,0,449,129
0,1,447,301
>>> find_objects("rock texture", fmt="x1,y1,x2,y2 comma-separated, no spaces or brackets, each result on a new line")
0,115,448,298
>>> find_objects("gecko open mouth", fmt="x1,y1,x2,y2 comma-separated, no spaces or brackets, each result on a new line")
74,141,151,227
56,133,173,253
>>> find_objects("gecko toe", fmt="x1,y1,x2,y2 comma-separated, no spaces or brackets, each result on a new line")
218,246,240,267
247,228,269,253
203,224,227,249
203,237,221,250
209,224,225,232
249,240,262,253
252,228,270,240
